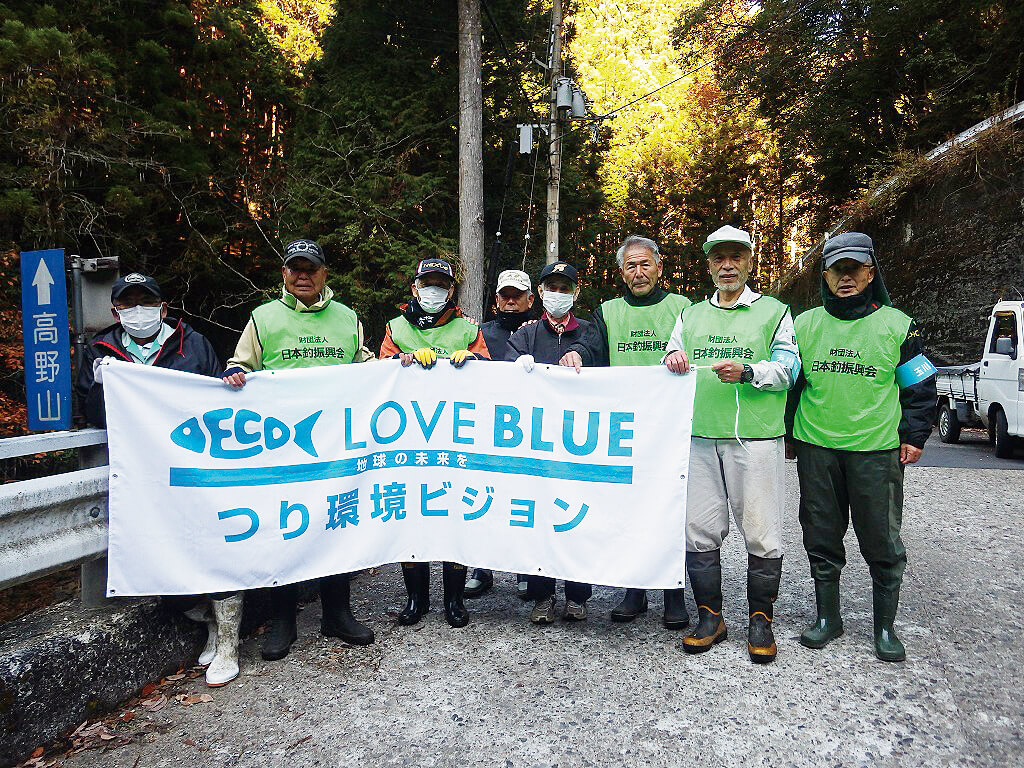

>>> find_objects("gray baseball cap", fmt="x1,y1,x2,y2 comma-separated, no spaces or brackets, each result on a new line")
822,232,874,269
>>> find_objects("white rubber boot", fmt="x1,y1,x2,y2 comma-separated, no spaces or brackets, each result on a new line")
183,600,217,666
206,595,242,687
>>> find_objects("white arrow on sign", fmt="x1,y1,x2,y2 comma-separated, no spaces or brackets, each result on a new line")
32,258,54,305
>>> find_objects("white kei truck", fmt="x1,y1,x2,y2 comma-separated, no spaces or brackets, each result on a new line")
934,300,1024,458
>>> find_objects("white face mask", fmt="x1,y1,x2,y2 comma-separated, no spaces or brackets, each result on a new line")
541,290,574,318
417,285,450,314
117,305,163,337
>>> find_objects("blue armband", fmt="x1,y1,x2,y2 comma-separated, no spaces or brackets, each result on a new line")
895,354,937,388
769,348,801,379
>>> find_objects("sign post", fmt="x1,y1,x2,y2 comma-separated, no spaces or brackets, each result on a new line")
20,249,72,431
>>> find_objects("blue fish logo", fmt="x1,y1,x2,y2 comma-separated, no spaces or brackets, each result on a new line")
171,408,321,460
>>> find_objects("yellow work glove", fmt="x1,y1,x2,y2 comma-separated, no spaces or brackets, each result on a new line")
450,349,477,368
412,347,437,369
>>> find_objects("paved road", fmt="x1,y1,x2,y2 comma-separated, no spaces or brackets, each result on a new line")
56,464,1024,768
920,428,1024,470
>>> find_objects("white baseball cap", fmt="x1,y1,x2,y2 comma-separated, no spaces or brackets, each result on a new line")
496,269,531,293
703,225,754,254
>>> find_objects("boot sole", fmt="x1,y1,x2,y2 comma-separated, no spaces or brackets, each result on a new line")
321,627,375,646
397,612,427,626
663,617,690,630
875,649,906,662
610,606,648,623
798,627,844,649
445,614,470,628
206,672,239,687
260,646,292,661
682,628,727,654
748,643,778,663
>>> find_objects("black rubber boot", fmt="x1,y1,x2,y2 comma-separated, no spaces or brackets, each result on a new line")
662,589,690,630
320,573,374,646
398,563,430,626
464,568,494,598
683,550,727,654
746,554,782,664
442,562,469,627
873,585,906,662
610,589,648,622
261,584,298,661
800,580,844,649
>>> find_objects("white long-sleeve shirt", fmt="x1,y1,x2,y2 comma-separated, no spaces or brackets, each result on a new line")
664,285,800,391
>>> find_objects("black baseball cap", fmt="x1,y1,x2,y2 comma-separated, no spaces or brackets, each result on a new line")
537,261,578,286
284,239,325,267
111,273,163,301
414,258,455,281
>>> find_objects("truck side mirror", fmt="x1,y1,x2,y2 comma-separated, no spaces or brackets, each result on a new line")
995,336,1016,357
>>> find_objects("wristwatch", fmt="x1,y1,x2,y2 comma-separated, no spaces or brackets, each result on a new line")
740,364,754,383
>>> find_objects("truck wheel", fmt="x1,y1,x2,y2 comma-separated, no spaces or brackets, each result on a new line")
994,409,1015,458
938,403,961,443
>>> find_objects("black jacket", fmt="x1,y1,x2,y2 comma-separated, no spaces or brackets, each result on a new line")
480,311,535,362
505,314,603,366
785,255,936,448
571,286,676,367
77,319,222,427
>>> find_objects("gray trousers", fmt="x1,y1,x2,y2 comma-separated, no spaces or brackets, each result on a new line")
685,436,785,559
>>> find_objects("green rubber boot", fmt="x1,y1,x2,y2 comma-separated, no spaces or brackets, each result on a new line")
873,585,906,662
799,580,844,649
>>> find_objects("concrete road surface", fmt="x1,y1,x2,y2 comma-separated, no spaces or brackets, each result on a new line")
53,463,1024,768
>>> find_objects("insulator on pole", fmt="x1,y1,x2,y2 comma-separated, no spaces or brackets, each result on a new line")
518,123,533,154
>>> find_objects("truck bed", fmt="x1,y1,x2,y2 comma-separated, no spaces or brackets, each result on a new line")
935,363,980,402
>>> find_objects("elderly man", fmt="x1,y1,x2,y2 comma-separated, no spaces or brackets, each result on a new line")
467,269,536,598
506,262,603,622
77,273,238,687
663,225,800,663
380,257,490,628
570,235,692,629
787,232,935,662
222,238,377,662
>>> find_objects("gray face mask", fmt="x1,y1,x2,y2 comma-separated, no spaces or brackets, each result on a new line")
117,305,163,337
417,286,450,314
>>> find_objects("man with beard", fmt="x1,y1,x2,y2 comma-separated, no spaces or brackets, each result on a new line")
663,225,800,663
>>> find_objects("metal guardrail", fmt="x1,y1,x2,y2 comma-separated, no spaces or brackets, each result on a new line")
0,429,109,595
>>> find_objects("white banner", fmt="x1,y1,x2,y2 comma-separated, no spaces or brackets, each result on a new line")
103,359,695,596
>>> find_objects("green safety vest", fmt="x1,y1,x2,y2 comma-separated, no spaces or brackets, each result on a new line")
603,293,691,366
252,298,359,369
387,315,480,358
793,305,911,451
680,296,789,439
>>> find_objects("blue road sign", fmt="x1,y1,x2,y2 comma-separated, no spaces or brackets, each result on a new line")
20,249,72,430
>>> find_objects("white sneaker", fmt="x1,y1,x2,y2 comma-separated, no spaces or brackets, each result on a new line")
530,597,556,624
206,595,242,687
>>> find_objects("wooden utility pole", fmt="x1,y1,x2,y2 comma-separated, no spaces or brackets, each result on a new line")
545,0,563,264
458,0,485,319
